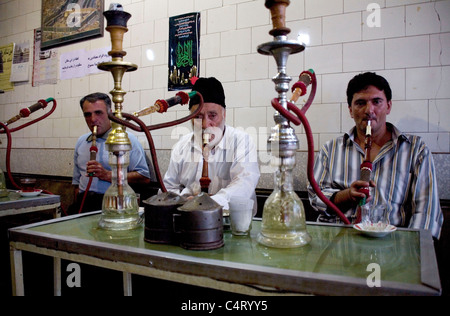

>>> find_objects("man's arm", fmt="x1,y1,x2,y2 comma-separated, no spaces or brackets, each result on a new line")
409,144,443,239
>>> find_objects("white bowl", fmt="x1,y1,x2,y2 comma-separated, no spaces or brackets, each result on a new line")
354,223,397,238
19,189,43,197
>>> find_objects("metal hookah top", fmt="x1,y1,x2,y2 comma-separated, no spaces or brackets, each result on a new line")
259,0,305,163
98,3,138,152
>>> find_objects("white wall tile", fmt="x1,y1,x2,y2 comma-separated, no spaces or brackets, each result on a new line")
406,66,450,99
323,12,362,44
363,6,405,40
306,0,343,18
406,2,442,36
206,56,236,82
237,0,269,29
344,40,384,72
306,44,343,74
431,33,450,66
207,5,236,34
386,35,429,69
236,54,269,81
429,99,450,133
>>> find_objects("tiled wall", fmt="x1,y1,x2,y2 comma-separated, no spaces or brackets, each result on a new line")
1,0,450,198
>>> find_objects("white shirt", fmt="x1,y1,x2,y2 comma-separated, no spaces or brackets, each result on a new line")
163,125,260,214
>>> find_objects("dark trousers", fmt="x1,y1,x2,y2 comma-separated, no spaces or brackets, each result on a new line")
66,191,104,216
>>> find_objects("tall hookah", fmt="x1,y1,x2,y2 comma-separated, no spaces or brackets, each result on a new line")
257,0,311,248
97,4,140,230
257,1,350,248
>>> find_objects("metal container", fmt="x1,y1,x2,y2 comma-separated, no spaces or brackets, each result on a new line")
175,193,224,250
143,192,186,244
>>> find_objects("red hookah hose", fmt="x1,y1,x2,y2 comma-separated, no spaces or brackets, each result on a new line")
78,177,93,214
0,98,57,192
271,93,351,225
107,93,205,193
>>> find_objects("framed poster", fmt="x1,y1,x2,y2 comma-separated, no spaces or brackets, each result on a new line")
41,0,104,50
168,12,200,91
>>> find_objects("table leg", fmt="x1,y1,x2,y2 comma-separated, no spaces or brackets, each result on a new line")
123,272,132,296
54,258,61,296
10,247,24,296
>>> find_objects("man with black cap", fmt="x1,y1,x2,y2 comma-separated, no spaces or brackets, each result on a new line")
163,77,260,214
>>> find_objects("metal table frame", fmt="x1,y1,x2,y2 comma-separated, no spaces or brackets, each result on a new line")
9,212,441,296
1,192,61,296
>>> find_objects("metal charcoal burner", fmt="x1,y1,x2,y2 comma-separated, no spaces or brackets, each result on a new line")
143,192,186,244
175,193,224,251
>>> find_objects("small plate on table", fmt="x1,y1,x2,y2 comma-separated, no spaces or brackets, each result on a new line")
354,223,397,238
18,189,43,197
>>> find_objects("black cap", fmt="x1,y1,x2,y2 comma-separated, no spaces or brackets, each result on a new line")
189,77,226,109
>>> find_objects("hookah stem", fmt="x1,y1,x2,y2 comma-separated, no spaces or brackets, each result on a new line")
107,93,205,193
116,152,125,208
200,134,211,193
356,120,373,221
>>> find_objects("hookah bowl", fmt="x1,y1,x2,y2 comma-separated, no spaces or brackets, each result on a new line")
97,5,140,230
257,0,311,248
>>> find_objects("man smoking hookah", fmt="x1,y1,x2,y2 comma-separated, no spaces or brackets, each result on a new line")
163,77,260,215
69,92,152,214
308,72,443,239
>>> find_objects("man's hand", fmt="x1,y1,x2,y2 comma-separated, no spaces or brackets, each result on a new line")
333,180,376,207
86,161,111,182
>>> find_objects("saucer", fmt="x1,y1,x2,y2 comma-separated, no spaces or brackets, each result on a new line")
19,189,43,197
354,223,397,238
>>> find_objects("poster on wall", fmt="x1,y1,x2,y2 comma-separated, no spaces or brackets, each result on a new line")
0,43,15,92
11,41,30,83
41,0,104,49
33,28,58,87
168,12,200,91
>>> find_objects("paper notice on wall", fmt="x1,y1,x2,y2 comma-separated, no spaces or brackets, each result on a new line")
0,43,15,91
33,29,58,87
11,41,30,83
60,47,111,80
86,47,111,75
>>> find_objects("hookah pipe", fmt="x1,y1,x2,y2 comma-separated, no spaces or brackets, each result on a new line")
356,120,373,222
200,133,211,193
271,70,351,225
133,91,196,117
107,92,205,193
78,126,98,214
0,98,57,192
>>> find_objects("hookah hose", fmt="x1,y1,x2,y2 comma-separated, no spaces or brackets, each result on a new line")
271,71,351,225
133,91,195,117
0,98,57,192
107,92,205,193
78,126,98,214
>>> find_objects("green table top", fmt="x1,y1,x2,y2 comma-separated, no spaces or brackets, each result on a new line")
21,212,433,291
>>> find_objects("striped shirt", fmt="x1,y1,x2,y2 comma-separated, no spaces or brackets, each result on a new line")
308,123,443,239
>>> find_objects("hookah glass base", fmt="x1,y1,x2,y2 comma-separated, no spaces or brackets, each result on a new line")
257,168,311,248
98,151,140,231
